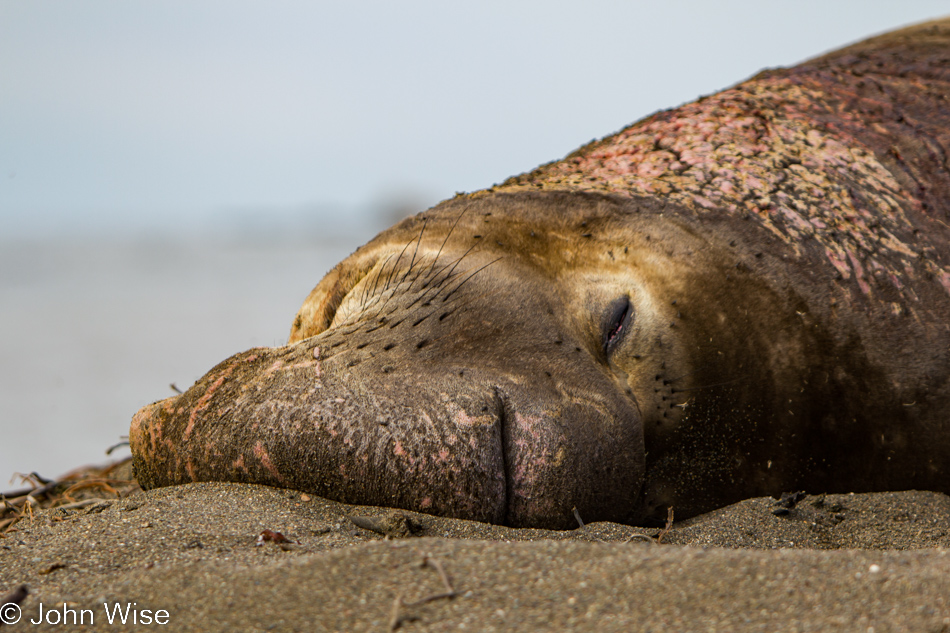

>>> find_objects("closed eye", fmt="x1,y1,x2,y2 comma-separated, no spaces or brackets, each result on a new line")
603,296,632,356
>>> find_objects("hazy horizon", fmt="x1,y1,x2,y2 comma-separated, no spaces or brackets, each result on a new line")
4,3,949,240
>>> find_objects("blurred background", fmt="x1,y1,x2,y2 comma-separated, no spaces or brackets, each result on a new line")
2,1,947,481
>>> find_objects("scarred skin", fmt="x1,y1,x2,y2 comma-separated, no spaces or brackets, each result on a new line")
131,19,950,528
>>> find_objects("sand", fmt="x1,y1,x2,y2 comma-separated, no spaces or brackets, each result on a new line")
3,466,950,632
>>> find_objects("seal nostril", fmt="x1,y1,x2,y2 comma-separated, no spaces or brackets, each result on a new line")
493,387,513,527
416,340,429,349
383,343,396,351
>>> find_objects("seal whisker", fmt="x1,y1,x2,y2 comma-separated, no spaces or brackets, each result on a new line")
441,257,504,303
400,218,429,285
405,253,438,294
426,243,478,289
365,251,431,323
399,275,447,314
362,253,396,311
330,254,397,329
365,235,469,323
382,237,416,295
404,292,480,328
403,253,477,309
366,263,447,323
425,209,467,280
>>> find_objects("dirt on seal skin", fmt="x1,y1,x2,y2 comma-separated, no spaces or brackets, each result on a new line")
2,464,950,632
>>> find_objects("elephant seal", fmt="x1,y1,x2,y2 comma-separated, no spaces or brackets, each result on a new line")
130,19,950,528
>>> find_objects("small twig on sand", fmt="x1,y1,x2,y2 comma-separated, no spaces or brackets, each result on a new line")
105,440,130,455
61,480,119,502
13,472,54,487
404,556,456,606
1,479,59,504
656,506,674,544
389,555,457,630
387,595,404,632
170,383,183,394
1,457,139,537
572,506,585,529
429,557,456,596
52,498,112,511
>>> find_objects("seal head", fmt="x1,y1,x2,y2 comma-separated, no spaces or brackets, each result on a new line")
132,195,676,528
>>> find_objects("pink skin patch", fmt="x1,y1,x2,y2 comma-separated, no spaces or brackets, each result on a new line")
393,440,416,466
183,367,235,441
130,405,162,455
264,356,321,377
939,270,950,296
452,408,481,427
847,251,872,296
253,441,286,484
490,72,948,299
508,413,555,510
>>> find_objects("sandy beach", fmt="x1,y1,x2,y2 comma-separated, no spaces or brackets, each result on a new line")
2,463,950,632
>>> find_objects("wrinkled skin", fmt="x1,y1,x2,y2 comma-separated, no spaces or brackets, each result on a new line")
131,20,950,528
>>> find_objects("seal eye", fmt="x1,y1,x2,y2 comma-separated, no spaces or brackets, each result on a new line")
603,296,633,356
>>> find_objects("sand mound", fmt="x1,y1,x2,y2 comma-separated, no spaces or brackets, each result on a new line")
3,478,950,631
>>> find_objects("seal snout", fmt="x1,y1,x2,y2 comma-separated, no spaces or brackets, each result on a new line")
128,340,514,524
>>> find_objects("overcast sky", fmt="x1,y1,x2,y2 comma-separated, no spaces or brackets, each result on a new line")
2,1,949,238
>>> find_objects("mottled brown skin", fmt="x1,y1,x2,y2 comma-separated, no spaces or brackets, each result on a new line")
131,19,950,528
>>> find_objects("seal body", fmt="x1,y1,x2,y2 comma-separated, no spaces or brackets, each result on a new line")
130,20,950,528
